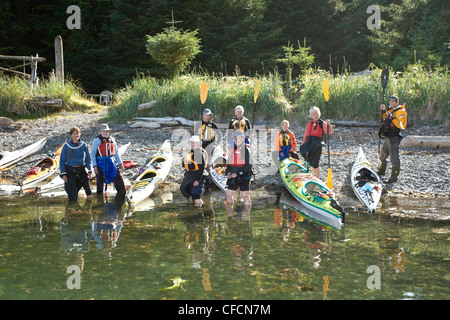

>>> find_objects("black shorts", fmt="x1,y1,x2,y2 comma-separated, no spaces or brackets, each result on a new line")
309,145,322,168
227,177,250,191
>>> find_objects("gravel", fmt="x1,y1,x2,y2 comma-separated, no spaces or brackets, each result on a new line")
1,109,449,206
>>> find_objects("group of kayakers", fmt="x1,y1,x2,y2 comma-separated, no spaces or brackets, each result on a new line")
180,95,407,206
59,124,125,201
60,94,407,206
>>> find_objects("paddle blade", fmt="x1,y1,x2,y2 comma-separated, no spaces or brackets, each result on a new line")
253,80,261,103
200,82,208,105
327,168,333,190
323,78,329,101
381,69,389,89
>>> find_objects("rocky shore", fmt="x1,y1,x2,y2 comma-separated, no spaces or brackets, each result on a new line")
1,108,449,219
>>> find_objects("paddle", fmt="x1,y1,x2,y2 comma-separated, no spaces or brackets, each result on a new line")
200,82,208,120
251,79,261,129
378,68,389,154
322,78,332,190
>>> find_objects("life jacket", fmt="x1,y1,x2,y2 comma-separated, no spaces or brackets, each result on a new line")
230,117,250,133
201,122,215,142
183,148,208,172
96,135,115,157
381,104,407,137
229,145,248,168
277,130,297,150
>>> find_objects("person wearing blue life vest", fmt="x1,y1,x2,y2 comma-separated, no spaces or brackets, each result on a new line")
60,126,93,201
91,124,125,195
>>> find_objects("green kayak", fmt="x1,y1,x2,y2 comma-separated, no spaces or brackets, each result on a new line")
279,157,345,226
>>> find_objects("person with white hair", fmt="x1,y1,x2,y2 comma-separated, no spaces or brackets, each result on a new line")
229,105,251,134
300,106,332,178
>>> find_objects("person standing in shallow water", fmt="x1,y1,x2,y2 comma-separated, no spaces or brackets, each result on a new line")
302,106,332,179
91,124,126,195
225,131,253,207
60,126,93,201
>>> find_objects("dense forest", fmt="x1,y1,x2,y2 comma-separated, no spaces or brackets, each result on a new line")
0,0,449,93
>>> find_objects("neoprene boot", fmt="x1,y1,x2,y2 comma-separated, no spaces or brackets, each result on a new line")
386,165,400,183
377,160,387,176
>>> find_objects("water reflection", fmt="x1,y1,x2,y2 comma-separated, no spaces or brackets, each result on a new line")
61,194,126,261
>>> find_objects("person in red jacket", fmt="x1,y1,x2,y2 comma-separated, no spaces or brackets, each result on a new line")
302,106,332,178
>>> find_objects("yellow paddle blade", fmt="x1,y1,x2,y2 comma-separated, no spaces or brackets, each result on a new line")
200,82,208,104
254,79,261,103
327,168,333,190
323,78,329,102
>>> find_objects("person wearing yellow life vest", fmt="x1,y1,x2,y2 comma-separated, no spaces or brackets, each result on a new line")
199,109,219,150
228,105,251,146
274,120,299,160
378,95,407,183
180,135,208,207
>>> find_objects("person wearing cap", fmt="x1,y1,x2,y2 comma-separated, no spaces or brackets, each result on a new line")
60,126,93,201
225,131,254,206
378,95,407,183
91,124,126,194
198,108,219,150
274,120,299,160
180,135,208,206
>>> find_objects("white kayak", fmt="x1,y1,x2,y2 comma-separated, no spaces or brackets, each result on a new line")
0,138,47,171
125,140,172,209
20,143,64,190
350,146,383,213
37,142,130,193
209,145,228,193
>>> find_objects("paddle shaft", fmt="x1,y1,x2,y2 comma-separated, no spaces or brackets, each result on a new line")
377,87,386,153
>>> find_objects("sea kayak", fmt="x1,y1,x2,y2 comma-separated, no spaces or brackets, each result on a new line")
19,143,64,189
350,146,382,213
125,140,172,209
209,145,228,193
279,157,345,226
0,138,47,171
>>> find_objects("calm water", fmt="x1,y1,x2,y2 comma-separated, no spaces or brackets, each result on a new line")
0,188,448,300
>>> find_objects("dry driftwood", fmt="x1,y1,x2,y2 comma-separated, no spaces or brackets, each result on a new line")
401,135,450,149
133,117,195,127
332,120,379,127
24,97,62,109
137,100,157,111
129,121,161,129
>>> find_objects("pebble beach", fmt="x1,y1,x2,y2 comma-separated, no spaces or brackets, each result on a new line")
1,108,449,219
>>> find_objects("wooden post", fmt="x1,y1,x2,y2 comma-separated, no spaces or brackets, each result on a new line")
55,35,64,82
30,55,38,84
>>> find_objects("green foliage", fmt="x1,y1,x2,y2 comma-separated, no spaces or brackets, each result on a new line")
0,74,95,117
276,40,315,86
109,72,288,123
295,65,450,125
145,25,201,77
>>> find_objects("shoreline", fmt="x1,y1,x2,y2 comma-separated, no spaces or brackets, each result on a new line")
1,108,449,220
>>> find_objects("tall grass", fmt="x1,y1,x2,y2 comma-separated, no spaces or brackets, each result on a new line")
295,65,450,125
109,72,289,123
0,74,96,117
